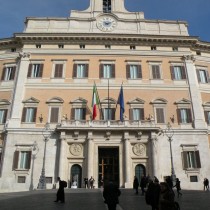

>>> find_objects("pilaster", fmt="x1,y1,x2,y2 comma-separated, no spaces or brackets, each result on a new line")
87,132,94,179
124,132,131,188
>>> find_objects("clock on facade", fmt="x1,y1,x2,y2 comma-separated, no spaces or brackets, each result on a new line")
97,16,117,32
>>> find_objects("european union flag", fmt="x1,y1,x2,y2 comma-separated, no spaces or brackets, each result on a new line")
117,85,125,121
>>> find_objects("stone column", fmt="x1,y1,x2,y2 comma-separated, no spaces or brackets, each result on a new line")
87,132,94,179
183,55,206,129
150,132,158,178
124,132,131,188
58,132,67,180
8,52,31,128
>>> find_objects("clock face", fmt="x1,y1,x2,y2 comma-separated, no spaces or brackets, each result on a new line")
97,16,117,32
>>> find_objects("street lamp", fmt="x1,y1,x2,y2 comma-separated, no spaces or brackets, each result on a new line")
164,122,176,185
29,141,39,190
38,123,52,189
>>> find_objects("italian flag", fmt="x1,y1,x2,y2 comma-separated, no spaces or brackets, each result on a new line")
92,84,100,120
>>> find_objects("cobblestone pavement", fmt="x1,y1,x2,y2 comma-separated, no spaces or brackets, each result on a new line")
0,188,210,210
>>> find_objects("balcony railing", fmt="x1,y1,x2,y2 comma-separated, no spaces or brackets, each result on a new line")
56,119,156,129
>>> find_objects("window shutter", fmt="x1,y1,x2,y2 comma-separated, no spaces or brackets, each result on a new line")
126,65,130,79
13,151,19,170
21,108,27,122
82,108,86,120
187,109,192,123
129,109,133,120
111,64,115,78
112,108,115,120
156,108,164,123
99,64,103,78
3,109,8,123
204,111,209,124
195,150,201,168
177,109,181,124
10,67,16,80
73,64,77,78
1,67,6,80
140,108,144,120
33,108,37,122
196,70,201,82
27,64,32,77
152,65,160,79
138,65,142,79
181,66,186,79
54,64,63,78
85,64,89,78
39,64,44,77
26,151,32,169
181,151,188,169
71,108,75,120
170,66,175,80
50,107,59,123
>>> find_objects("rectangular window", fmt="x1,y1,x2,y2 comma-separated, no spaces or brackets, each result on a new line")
103,0,111,13
73,64,89,78
17,176,26,183
100,64,115,79
156,108,165,123
127,65,142,79
75,108,86,120
50,107,59,123
151,65,161,79
130,108,144,120
103,108,115,120
21,108,37,123
170,66,186,80
27,64,43,78
46,177,53,184
190,176,198,182
0,109,7,124
13,151,31,170
54,64,63,78
182,150,201,169
197,69,209,83
1,66,16,81
177,108,192,123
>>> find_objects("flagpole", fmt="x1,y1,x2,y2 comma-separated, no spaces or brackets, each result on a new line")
108,78,110,121
94,82,104,120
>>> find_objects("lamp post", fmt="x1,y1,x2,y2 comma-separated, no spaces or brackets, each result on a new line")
164,122,176,185
38,123,51,189
29,141,39,190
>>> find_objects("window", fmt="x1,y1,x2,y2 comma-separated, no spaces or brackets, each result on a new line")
21,107,37,123
0,109,7,124
151,46,156,50
27,64,43,78
36,44,41,48
190,176,198,182
130,108,144,121
46,177,53,184
54,64,63,78
13,151,31,170
172,47,178,51
177,108,192,123
58,44,64,48
80,45,85,49
100,64,115,79
1,66,16,81
71,108,86,120
11,48,16,52
130,45,136,50
156,108,165,123
170,66,186,80
105,45,111,49
126,65,142,79
103,0,111,13
73,64,89,78
197,69,209,83
151,65,161,79
17,176,26,183
182,151,201,169
50,107,59,123
103,108,115,120
204,111,210,124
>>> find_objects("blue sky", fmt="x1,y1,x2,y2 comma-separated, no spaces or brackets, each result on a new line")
0,0,210,42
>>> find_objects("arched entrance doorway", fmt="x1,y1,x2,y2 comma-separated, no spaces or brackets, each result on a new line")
135,164,146,183
71,164,82,188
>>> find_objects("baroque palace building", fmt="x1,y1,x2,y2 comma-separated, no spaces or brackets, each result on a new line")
1,0,210,192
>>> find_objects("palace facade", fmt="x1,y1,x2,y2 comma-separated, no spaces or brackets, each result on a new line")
0,0,210,192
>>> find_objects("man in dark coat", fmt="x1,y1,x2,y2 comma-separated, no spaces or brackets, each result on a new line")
140,175,147,196
54,177,65,203
133,176,139,194
103,181,121,210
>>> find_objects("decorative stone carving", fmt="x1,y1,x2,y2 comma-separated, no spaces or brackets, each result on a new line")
18,51,31,59
182,55,195,62
133,143,146,156
69,144,83,156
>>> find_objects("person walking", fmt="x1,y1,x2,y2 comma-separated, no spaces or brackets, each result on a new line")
133,176,139,195
54,177,65,203
140,175,147,196
103,180,121,210
203,178,209,191
174,178,182,197
89,176,95,189
159,182,176,210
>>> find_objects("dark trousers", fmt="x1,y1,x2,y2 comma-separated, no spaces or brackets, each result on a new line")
107,204,117,210
56,189,65,202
